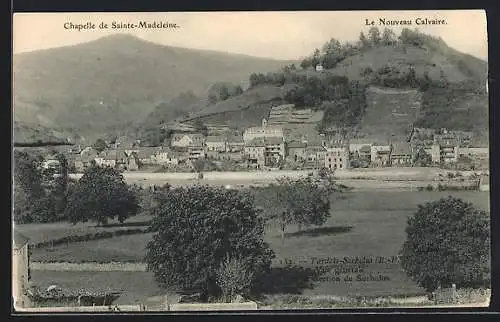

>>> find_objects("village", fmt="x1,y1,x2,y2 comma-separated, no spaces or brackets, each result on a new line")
40,102,489,175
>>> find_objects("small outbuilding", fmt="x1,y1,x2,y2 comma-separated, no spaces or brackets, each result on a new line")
12,230,31,309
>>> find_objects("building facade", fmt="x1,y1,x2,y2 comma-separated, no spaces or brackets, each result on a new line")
370,144,391,167
390,142,413,166
243,119,284,143
325,147,349,170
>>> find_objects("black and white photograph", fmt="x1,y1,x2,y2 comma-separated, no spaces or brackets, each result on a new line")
12,10,490,312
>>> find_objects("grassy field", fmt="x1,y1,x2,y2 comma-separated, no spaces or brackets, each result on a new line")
16,214,152,244
30,190,490,301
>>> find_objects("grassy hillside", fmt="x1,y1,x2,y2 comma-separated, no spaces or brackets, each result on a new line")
13,121,68,145
13,34,294,141
136,32,488,141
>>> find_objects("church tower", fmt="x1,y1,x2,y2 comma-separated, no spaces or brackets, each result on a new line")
261,118,267,128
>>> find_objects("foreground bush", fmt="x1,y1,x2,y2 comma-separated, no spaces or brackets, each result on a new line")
400,196,490,292
144,185,274,300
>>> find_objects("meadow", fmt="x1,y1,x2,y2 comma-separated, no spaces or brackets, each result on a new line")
28,190,490,304
16,214,152,245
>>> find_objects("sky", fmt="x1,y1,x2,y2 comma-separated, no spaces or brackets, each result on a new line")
13,10,488,61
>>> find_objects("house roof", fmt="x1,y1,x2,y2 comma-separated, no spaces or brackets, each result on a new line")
391,142,412,155
137,147,159,159
359,145,372,153
206,136,226,143
226,135,244,143
287,141,307,148
349,139,374,145
13,230,29,249
98,149,120,160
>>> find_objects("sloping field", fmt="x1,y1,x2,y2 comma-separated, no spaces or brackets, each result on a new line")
360,86,422,142
184,85,282,120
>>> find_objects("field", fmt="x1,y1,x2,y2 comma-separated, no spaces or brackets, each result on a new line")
16,214,152,244
28,190,490,304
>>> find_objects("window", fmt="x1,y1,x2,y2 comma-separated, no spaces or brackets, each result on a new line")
339,164,342,169
339,158,342,162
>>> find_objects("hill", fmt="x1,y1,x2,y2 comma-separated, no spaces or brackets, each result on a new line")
13,34,294,142
166,31,488,143
13,121,68,145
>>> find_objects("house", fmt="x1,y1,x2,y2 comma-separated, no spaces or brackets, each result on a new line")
41,156,60,170
437,139,459,163
349,139,373,159
125,153,140,171
80,146,98,157
244,138,266,169
68,145,83,154
171,133,205,148
358,145,372,160
370,144,391,167
205,136,227,152
287,141,307,163
263,137,286,167
304,144,327,169
243,119,284,143
390,142,413,166
188,144,206,160
226,135,245,152
325,146,349,171
424,144,441,164
95,150,120,168
74,154,96,172
154,148,180,166
12,231,30,309
315,64,324,72
136,147,161,165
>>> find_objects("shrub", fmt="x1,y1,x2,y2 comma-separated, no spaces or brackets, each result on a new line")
215,255,255,302
400,196,490,292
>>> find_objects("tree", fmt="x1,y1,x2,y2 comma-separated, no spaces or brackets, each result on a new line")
268,176,333,241
52,153,69,217
144,185,274,299
400,197,490,293
13,151,48,223
192,158,206,179
311,48,322,67
368,27,381,46
381,28,397,46
65,165,138,226
93,139,107,153
359,32,370,48
413,148,431,167
321,38,343,69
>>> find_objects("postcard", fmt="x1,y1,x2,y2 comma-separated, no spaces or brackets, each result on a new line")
12,10,490,312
